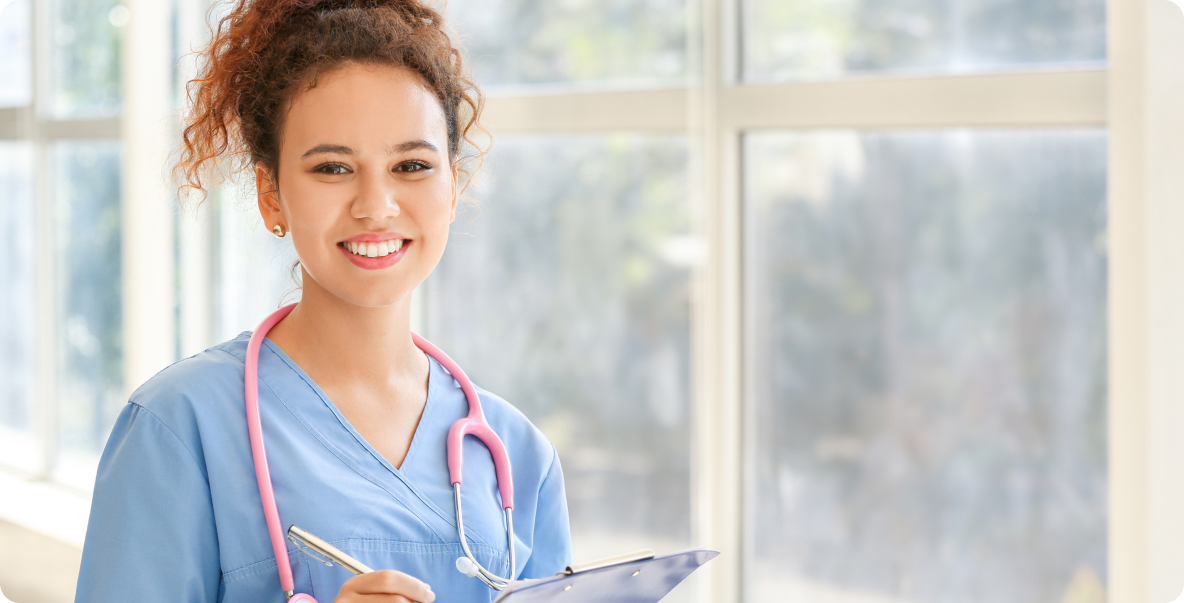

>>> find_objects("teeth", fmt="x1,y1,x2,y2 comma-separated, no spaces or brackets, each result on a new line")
345,240,404,258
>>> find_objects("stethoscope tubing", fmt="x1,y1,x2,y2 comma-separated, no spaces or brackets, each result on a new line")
409,332,515,510
245,303,300,593
245,303,517,599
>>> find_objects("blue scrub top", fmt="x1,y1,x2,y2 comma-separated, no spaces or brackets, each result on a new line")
75,332,572,602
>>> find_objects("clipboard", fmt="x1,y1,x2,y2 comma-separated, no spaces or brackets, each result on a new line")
494,548,719,603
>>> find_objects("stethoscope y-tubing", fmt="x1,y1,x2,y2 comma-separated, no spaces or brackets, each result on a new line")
245,303,517,598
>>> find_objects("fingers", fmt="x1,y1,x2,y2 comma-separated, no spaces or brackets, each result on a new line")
336,595,416,603
335,590,429,602
338,570,436,603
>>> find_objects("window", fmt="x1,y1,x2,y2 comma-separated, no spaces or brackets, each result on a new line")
425,134,693,564
52,140,123,490
741,0,1107,81
8,0,1159,600
0,141,36,474
0,0,124,491
444,0,688,87
744,129,1107,602
49,0,122,117
0,0,32,108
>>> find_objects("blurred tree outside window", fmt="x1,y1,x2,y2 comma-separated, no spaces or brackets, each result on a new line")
745,129,1107,603
50,0,122,117
52,140,123,491
742,0,1106,81
444,0,687,88
425,135,693,574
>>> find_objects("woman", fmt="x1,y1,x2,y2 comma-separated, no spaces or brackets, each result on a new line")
74,1,572,601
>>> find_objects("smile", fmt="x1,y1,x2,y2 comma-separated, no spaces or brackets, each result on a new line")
344,239,404,258
337,235,411,270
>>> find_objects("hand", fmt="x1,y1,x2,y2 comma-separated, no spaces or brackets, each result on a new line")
334,570,436,603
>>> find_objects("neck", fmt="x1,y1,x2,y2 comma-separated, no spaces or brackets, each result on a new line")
267,270,425,389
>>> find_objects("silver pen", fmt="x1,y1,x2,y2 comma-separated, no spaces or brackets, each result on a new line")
287,525,374,575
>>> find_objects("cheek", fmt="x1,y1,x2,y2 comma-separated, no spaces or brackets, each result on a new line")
285,181,345,231
417,176,457,226
282,184,350,265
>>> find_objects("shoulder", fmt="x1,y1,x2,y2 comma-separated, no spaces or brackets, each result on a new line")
472,382,559,473
121,333,253,446
130,334,250,409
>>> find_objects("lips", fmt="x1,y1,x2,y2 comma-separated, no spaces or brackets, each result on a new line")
337,235,410,270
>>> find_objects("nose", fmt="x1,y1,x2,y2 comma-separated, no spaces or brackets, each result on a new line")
350,165,401,223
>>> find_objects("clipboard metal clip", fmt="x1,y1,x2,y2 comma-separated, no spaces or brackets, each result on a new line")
558,549,656,576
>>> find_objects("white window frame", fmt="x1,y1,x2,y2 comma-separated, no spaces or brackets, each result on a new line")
5,0,1183,601
0,0,123,484
477,1,1174,600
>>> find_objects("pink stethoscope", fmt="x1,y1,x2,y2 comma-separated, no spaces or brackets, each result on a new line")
245,303,517,601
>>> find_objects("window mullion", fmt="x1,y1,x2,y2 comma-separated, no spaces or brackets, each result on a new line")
32,0,58,481
690,0,745,601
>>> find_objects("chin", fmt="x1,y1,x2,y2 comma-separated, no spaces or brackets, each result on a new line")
336,288,411,308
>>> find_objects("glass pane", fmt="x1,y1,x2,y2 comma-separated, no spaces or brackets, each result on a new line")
0,141,38,473
0,0,32,108
445,0,687,88
50,0,123,117
212,183,303,343
425,135,693,566
742,0,1106,82
745,130,1107,603
54,140,123,490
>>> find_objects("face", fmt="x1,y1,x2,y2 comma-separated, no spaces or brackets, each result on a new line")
257,63,458,308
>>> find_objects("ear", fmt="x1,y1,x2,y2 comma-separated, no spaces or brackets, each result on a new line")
448,163,460,224
256,163,283,229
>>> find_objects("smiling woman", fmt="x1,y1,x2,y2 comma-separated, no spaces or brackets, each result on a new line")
254,64,456,312
74,2,571,603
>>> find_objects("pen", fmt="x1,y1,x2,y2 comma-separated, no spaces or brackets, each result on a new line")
287,525,374,575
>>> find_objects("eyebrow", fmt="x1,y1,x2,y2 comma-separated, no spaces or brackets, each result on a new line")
301,140,440,158
388,140,439,154
302,143,354,158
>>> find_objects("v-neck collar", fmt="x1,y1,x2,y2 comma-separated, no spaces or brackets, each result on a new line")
258,336,460,540
392,353,439,472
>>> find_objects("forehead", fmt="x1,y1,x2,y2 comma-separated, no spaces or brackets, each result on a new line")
281,63,448,153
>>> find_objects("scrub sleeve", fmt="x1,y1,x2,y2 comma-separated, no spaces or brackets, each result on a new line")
76,403,221,601
519,448,571,579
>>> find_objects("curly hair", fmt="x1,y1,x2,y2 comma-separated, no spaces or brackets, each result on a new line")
175,0,486,203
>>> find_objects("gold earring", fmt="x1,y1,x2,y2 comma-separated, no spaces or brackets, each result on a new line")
272,224,285,238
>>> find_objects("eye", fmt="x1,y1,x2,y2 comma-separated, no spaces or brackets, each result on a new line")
313,162,350,175
394,160,432,173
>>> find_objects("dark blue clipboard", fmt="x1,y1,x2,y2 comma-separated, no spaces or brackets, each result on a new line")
494,549,719,603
